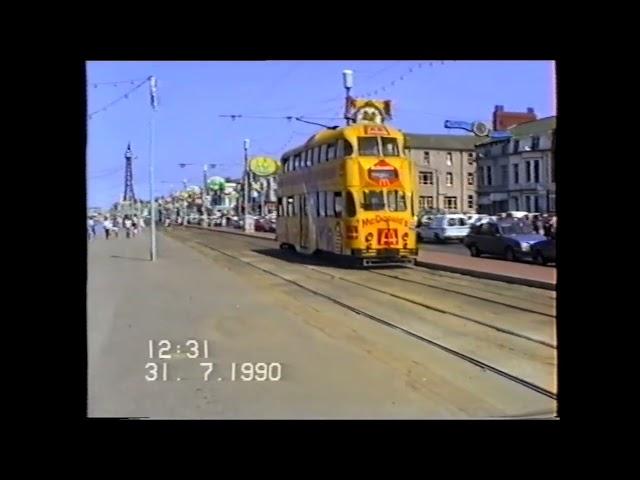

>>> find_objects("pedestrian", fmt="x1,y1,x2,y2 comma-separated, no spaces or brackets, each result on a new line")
110,217,119,239
124,215,133,238
87,217,95,240
132,216,139,237
138,215,145,232
103,217,113,239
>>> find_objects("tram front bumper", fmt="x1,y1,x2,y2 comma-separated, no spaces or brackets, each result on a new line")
351,248,418,258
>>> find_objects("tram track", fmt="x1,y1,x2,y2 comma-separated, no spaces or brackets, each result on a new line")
367,269,555,317
184,236,556,401
301,265,555,349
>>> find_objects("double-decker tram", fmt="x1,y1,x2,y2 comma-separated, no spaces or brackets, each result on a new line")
276,99,418,266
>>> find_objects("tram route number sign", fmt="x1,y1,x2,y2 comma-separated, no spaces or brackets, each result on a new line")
377,228,398,246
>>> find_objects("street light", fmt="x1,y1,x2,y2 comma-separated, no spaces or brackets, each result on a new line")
243,139,251,231
342,69,353,126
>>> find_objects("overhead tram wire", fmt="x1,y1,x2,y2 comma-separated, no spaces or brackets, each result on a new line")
88,78,150,119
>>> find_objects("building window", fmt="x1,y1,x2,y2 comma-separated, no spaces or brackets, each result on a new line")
551,155,555,183
501,165,508,186
423,151,430,165
513,139,520,153
513,164,519,184
525,161,532,183
534,159,540,183
467,152,474,165
467,172,474,185
525,196,532,212
501,142,509,155
478,166,484,186
512,197,519,211
531,136,540,150
446,172,453,186
334,192,343,217
419,171,434,185
486,166,493,186
418,196,427,209
426,196,434,209
445,196,457,210
446,152,453,166
467,195,474,209
534,196,540,213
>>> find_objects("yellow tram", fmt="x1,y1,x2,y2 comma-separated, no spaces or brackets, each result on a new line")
276,99,418,266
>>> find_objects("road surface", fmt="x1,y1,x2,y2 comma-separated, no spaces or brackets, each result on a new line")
88,227,557,419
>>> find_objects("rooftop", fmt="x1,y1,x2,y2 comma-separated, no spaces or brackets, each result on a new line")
478,116,556,145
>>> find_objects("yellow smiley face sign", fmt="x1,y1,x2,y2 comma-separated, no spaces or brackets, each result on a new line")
249,157,280,177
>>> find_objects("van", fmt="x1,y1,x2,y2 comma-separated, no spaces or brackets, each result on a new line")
418,214,470,243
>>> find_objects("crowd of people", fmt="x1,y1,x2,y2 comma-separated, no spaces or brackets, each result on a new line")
87,214,146,240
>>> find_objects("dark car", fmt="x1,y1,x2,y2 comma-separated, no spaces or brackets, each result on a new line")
463,220,547,262
531,238,556,265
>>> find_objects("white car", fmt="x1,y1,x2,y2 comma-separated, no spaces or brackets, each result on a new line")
418,214,470,243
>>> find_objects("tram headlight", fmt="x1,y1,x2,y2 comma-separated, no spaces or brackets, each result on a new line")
403,242,408,249
402,232,409,241
365,233,374,242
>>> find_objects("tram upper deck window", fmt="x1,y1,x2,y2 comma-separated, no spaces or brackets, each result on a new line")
293,154,301,170
381,138,399,156
387,190,407,211
327,143,336,161
343,139,354,156
362,190,386,211
358,137,379,156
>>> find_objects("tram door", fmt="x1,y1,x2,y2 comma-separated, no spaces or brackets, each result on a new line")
300,195,309,249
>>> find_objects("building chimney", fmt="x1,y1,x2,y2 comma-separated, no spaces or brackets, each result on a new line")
492,105,538,131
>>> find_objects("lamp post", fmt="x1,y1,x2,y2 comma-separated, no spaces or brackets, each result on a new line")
342,69,354,126
243,139,251,231
148,75,159,261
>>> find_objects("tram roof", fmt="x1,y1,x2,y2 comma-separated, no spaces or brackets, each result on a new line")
281,122,404,159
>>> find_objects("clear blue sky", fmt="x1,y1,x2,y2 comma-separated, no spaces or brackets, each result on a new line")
87,60,554,209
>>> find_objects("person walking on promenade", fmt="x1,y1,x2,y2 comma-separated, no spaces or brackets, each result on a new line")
123,215,133,238
110,216,119,239
87,217,95,240
138,215,145,233
103,217,113,240
131,216,139,237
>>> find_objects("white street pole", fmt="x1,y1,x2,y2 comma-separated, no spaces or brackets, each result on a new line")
243,138,250,231
342,69,354,126
149,75,158,261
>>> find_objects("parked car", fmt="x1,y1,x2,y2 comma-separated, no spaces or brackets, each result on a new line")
531,238,556,265
418,214,470,243
463,220,547,261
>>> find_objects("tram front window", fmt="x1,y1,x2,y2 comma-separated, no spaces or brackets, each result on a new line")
362,190,386,211
381,138,399,156
387,190,407,211
358,137,379,156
